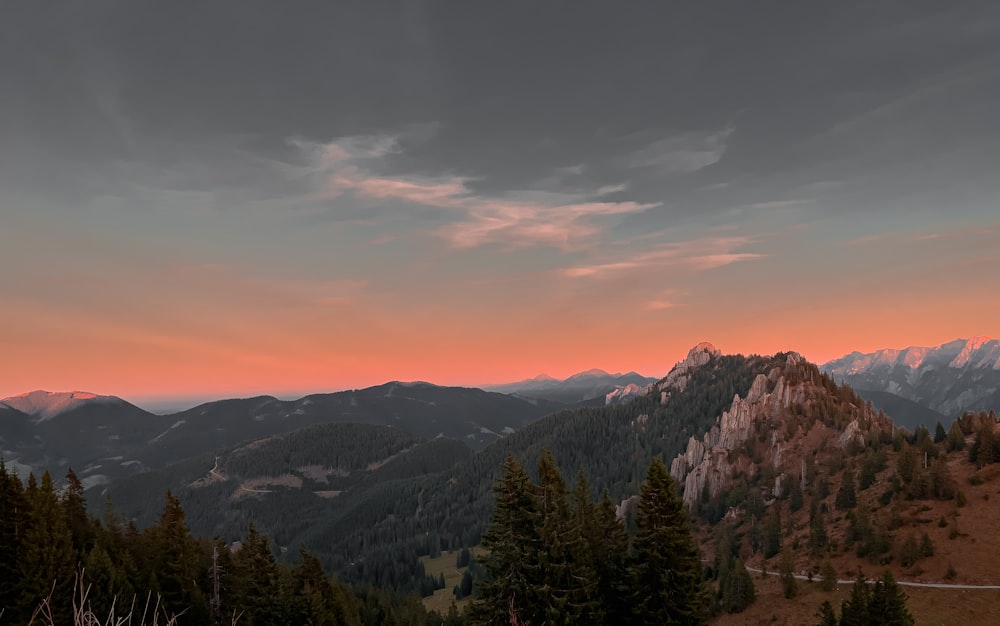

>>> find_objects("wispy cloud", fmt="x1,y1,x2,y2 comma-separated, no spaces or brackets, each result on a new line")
914,226,997,241
848,224,998,247
562,235,765,278
644,299,676,311
624,127,734,173
294,134,657,249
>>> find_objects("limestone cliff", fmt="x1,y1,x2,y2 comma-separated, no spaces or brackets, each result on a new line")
669,351,891,508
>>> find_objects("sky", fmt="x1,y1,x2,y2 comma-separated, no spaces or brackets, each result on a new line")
2,2,999,405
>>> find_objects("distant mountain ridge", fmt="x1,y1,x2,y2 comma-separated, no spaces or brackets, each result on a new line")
484,368,657,405
823,337,1000,416
0,382,553,487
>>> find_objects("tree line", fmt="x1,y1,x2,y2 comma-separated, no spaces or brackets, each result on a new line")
0,460,454,626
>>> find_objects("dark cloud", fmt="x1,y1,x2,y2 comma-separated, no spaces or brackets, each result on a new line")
2,1,999,230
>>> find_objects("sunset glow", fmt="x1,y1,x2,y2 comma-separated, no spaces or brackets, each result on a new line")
2,4,999,408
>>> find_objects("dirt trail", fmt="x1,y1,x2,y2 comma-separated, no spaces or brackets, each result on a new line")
746,566,1000,590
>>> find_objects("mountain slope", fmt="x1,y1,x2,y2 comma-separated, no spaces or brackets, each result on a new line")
852,389,947,431
823,337,1000,416
97,422,473,549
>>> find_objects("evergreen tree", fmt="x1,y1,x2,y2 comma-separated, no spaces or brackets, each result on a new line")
534,452,599,624
763,504,782,559
820,559,837,592
933,422,947,444
835,471,857,510
468,456,543,626
83,544,136,620
145,491,210,622
629,458,708,625
867,570,914,626
972,422,995,468
947,421,966,452
815,600,837,626
0,460,26,618
779,549,797,599
17,471,76,625
838,573,870,626
231,524,287,625
63,468,95,556
719,556,755,614
587,489,631,624
295,548,361,626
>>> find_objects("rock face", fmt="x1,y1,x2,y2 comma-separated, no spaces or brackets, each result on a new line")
605,383,648,405
658,342,722,404
669,354,808,508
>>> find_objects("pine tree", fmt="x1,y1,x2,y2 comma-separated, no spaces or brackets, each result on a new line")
588,490,631,623
764,504,782,558
17,471,77,625
973,422,995,468
820,559,837,592
145,492,210,622
719,556,755,614
0,460,26,618
779,549,797,599
933,422,947,444
947,421,966,451
63,468,95,556
815,600,837,626
835,470,857,510
468,456,543,626
838,573,870,626
232,523,285,625
295,548,361,626
867,570,914,625
534,452,599,625
83,544,136,620
629,458,708,625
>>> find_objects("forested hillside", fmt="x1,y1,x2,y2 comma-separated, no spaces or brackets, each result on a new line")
0,461,458,626
96,423,472,557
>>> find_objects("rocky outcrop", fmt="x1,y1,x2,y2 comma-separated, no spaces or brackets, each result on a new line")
606,383,648,405
658,342,722,404
670,358,807,507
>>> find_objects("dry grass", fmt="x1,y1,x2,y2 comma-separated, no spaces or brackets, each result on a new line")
8,570,247,626
710,570,1000,626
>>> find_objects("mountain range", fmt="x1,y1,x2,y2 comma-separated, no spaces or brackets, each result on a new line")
0,383,555,487
483,368,657,405
822,336,1000,418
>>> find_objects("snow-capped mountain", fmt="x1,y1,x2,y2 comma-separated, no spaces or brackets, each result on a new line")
822,337,1000,417
1,390,125,422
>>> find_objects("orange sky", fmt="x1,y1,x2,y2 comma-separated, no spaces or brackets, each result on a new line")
3,3,999,407
2,218,997,406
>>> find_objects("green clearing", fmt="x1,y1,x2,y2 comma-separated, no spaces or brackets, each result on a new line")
420,547,484,614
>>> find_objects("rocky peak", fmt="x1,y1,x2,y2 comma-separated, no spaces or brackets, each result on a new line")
657,342,722,404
